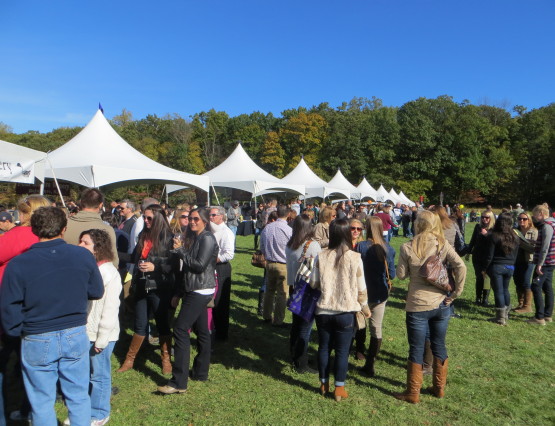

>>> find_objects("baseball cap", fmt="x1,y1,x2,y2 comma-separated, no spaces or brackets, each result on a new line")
0,212,13,222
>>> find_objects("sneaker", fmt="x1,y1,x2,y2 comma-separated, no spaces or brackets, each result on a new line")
527,317,546,326
63,419,71,426
91,417,110,426
10,411,31,422
545,317,553,323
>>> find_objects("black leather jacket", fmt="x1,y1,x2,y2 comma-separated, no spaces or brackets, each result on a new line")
174,230,218,295
131,230,176,292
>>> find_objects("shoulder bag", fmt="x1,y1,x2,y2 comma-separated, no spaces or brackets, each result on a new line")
251,250,266,268
419,244,455,293
287,241,321,322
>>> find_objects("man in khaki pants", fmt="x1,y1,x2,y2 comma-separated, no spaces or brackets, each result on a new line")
260,205,292,326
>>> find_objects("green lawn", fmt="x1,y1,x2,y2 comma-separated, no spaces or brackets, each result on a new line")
52,233,554,425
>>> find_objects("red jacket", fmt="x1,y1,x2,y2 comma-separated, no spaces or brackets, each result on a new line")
0,226,39,286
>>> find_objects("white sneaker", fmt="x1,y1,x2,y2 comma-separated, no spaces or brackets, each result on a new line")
63,418,71,426
91,416,110,426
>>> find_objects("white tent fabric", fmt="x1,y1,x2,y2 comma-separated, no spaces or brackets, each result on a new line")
375,184,391,202
356,177,377,201
327,169,356,199
204,144,304,195
45,110,209,192
281,158,350,199
388,188,401,204
0,140,46,184
398,191,415,207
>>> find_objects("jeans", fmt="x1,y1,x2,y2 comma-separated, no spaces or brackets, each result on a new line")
90,341,115,421
21,326,90,426
289,314,314,369
134,287,172,336
487,263,514,308
406,304,451,364
315,313,354,386
531,265,554,319
169,292,213,390
514,262,534,292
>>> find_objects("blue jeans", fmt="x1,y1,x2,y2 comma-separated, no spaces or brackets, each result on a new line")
514,262,534,291
315,313,354,386
531,265,554,319
406,303,451,364
487,263,514,308
228,225,237,236
90,341,116,421
21,326,90,426
290,313,314,369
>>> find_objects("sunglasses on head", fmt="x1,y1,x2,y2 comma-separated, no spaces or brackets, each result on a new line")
351,226,362,232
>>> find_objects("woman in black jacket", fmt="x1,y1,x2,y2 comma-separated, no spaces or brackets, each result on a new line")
466,211,495,305
118,204,175,375
158,208,218,394
484,212,519,325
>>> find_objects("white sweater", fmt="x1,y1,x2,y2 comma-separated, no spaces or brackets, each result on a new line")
87,262,122,348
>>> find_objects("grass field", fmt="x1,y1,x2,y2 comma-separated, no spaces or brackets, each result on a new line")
45,232,555,425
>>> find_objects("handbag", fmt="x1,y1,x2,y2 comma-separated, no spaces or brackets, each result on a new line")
251,250,266,268
419,245,455,293
287,241,321,322
355,311,367,330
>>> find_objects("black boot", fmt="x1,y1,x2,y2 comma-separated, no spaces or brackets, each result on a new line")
257,290,264,316
482,290,490,306
360,337,382,377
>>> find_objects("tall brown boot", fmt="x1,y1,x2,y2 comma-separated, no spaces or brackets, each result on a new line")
117,334,145,372
514,289,524,310
429,357,448,398
394,361,423,404
159,335,173,375
514,290,533,313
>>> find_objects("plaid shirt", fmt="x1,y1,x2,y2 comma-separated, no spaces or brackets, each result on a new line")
260,218,292,263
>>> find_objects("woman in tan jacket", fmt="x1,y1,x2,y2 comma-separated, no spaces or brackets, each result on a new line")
394,211,466,404
310,219,370,401
313,206,335,248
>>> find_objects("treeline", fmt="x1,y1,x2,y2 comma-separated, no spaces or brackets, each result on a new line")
1,95,554,206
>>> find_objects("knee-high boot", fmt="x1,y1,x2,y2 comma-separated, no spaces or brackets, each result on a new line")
428,357,448,398
514,290,533,313
360,337,382,377
117,334,145,372
394,361,423,404
159,335,173,375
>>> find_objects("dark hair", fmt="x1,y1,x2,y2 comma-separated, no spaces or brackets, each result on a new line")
267,211,279,223
79,188,104,209
190,207,212,231
31,207,67,239
101,212,119,228
277,205,289,219
287,214,315,250
138,204,171,255
492,212,518,255
328,219,352,266
79,229,114,262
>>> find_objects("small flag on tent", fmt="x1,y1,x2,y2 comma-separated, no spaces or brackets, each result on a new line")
99,103,104,114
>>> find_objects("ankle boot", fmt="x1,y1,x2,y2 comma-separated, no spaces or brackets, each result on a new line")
394,361,423,404
334,385,348,401
514,290,533,313
422,339,433,375
257,290,264,316
117,334,145,372
504,306,510,322
319,381,329,396
360,337,382,377
515,289,524,310
482,290,491,306
491,308,506,326
159,335,173,375
428,357,448,398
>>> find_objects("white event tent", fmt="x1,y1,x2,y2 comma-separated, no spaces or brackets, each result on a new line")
389,188,401,204
398,191,415,206
375,184,391,202
356,177,377,201
281,158,350,199
45,110,209,192
0,140,47,184
327,169,356,199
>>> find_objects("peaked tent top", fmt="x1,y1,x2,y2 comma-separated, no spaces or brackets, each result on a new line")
45,110,209,191
203,144,304,195
375,184,391,202
398,191,415,206
388,188,401,204
356,177,377,201
281,158,350,199
0,139,47,184
327,169,357,198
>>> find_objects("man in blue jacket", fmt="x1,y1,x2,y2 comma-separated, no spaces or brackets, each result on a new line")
1,206,104,426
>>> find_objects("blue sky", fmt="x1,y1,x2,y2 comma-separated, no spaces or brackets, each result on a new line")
0,1,553,133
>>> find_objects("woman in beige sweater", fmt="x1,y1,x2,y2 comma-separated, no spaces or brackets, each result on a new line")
310,219,370,401
394,211,466,404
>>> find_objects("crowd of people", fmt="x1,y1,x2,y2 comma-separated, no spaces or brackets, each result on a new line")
0,190,553,423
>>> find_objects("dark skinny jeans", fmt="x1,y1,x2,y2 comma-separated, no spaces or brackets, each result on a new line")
531,265,554,320
487,263,514,308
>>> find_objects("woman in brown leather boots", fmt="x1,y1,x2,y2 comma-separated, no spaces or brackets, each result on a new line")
395,211,466,403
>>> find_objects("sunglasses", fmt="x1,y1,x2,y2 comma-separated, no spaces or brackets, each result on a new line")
180,215,189,219
351,227,362,232
210,213,221,217
144,216,154,221
190,216,201,223
481,217,490,220
518,217,529,221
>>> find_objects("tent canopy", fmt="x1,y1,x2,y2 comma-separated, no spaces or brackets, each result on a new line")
204,144,304,195
45,110,209,192
0,140,47,184
327,169,356,199
281,158,350,199
375,184,391,202
356,177,377,201
398,191,415,206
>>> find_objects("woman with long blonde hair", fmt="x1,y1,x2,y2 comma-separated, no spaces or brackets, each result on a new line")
356,216,396,376
394,210,466,404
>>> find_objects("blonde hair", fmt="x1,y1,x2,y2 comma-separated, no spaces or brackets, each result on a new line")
532,204,549,217
411,210,445,259
482,210,496,230
319,206,334,224
518,211,535,231
365,216,387,260
349,218,364,245
17,195,52,226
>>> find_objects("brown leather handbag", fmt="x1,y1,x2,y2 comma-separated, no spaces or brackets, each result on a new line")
251,250,266,268
419,245,455,293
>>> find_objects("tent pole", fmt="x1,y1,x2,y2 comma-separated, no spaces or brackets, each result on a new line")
39,183,44,196
46,156,66,208
211,182,219,206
